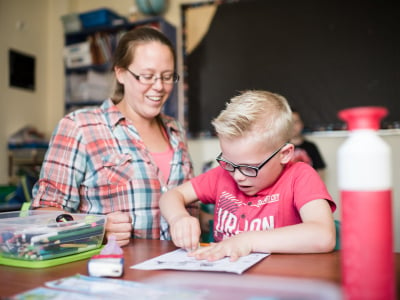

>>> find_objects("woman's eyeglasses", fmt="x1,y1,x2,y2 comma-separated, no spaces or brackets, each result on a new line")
126,69,179,85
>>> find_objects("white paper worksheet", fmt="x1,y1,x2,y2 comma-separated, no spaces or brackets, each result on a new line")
11,274,207,300
130,248,269,274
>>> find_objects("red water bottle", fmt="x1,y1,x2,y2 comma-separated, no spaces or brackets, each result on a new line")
338,107,396,300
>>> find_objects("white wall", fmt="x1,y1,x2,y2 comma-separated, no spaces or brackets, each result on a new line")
188,130,400,252
307,130,400,253
2,0,398,252
0,0,59,184
0,0,206,184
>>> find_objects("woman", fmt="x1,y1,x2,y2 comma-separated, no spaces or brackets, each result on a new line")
31,27,196,246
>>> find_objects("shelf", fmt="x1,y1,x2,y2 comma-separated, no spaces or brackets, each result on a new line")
8,146,47,184
66,63,111,74
63,17,179,119
65,16,164,38
65,101,103,110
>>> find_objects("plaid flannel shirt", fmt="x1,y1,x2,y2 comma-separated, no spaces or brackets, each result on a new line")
32,99,196,239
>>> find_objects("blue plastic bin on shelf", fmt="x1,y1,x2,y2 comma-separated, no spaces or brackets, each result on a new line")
79,8,127,29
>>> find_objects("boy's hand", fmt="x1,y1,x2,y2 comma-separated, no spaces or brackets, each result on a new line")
170,215,201,251
188,234,252,262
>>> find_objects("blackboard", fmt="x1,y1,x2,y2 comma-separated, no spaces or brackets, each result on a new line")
185,0,400,135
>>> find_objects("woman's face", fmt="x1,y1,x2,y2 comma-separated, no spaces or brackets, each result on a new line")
116,41,175,120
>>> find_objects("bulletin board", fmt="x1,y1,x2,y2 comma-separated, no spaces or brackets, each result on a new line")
182,0,400,136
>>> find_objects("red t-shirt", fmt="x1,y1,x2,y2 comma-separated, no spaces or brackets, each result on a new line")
191,162,335,242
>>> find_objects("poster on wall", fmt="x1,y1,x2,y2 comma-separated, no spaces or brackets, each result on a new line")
9,49,36,91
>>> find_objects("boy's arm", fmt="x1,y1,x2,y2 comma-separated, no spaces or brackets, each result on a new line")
250,199,336,253
190,199,335,261
160,181,201,250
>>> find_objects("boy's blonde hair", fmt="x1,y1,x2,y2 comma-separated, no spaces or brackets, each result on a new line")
212,90,293,147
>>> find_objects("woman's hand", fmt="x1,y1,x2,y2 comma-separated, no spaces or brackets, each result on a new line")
105,211,132,247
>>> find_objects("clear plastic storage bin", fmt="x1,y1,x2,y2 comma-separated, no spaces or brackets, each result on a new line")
0,211,105,261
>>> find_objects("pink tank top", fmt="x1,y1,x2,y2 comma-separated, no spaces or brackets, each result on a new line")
150,147,173,183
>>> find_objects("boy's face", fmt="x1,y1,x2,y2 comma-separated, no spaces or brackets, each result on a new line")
218,135,291,196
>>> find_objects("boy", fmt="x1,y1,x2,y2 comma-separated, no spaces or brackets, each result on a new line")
160,90,336,261
290,109,327,178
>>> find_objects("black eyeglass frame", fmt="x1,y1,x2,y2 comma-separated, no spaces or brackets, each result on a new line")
126,69,179,84
216,143,288,177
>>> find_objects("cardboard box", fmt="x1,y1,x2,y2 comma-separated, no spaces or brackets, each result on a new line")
66,70,113,102
64,41,92,68
61,13,82,33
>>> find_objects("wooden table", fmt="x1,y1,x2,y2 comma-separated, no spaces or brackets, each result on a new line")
0,239,398,298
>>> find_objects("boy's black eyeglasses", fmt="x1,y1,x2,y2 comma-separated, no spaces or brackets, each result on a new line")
126,69,179,85
216,143,287,177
